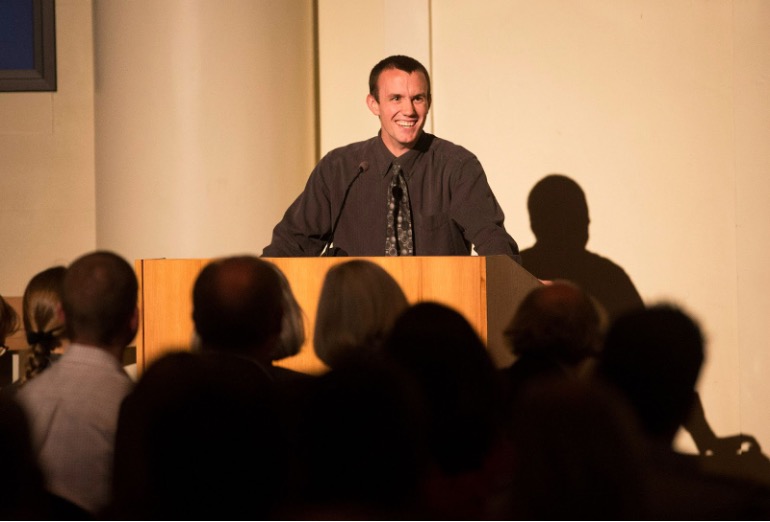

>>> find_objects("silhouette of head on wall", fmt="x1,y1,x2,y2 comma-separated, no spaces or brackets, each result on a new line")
528,174,589,250
521,174,644,321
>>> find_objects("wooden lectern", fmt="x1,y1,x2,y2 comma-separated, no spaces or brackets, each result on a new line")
134,256,541,375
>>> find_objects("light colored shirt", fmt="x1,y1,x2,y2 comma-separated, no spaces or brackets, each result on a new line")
17,343,133,514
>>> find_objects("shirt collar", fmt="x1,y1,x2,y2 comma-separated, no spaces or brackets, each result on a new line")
373,131,433,180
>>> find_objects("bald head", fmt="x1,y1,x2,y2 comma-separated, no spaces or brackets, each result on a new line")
192,256,284,356
62,251,138,348
505,281,601,364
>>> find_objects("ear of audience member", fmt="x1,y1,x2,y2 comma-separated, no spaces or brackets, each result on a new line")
314,260,408,369
504,377,651,520
111,350,290,520
501,280,602,400
15,251,138,515
22,266,67,383
597,304,770,518
383,301,507,518
281,358,429,519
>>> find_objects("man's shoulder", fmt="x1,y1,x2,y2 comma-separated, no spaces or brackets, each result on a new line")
324,136,380,160
422,133,478,162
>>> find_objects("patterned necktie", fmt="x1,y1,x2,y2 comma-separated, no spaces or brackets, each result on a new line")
385,164,414,256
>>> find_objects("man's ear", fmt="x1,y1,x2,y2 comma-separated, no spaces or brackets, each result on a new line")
366,94,380,116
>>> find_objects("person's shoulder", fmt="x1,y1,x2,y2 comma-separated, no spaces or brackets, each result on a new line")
323,136,380,161
424,133,478,162
313,136,381,180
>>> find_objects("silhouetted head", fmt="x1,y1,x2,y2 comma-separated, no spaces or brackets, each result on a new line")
504,280,602,365
112,351,286,520
314,260,408,369
192,256,284,358
597,304,705,444
384,302,503,475
62,251,138,348
287,360,427,519
0,295,19,348
528,174,589,249
505,378,649,520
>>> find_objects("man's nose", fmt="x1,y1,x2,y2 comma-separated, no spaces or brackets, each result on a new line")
401,98,416,114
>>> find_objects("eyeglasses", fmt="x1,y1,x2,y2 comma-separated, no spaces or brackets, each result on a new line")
0,344,8,357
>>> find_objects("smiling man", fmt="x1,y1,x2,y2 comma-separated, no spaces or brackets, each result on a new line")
263,55,520,260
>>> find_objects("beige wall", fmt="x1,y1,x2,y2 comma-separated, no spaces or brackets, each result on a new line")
318,0,770,451
94,0,316,262
1,0,315,294
2,0,768,453
734,1,770,453
318,0,431,153
0,0,96,296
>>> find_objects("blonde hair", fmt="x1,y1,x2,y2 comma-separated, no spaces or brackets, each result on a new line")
23,266,67,382
270,265,306,361
314,260,408,368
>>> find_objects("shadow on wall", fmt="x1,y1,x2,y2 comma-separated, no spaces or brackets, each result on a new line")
519,174,643,322
519,174,770,488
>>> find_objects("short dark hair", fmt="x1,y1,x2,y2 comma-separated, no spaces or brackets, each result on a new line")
62,251,138,346
192,256,283,354
369,55,431,103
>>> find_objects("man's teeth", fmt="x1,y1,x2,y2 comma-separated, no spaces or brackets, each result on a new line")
397,121,416,128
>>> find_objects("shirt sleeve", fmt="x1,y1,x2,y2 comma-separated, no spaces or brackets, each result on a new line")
262,162,332,257
449,155,522,262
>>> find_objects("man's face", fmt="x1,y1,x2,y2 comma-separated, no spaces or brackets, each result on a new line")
366,68,430,157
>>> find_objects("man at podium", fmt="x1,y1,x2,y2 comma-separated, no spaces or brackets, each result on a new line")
263,55,520,262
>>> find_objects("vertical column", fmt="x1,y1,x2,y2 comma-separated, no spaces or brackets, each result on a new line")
94,0,316,261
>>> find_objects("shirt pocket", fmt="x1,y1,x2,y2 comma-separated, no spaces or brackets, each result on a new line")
416,212,450,232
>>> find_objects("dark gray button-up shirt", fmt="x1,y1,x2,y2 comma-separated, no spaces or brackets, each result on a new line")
263,132,520,261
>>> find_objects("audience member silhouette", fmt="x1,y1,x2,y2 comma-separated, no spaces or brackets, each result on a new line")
0,293,19,348
110,350,287,520
501,280,603,401
0,294,19,388
520,174,643,320
314,260,408,369
0,392,48,520
111,255,295,519
192,256,282,360
21,266,68,383
503,377,651,520
597,304,770,519
16,251,138,516
282,359,429,519
383,301,508,519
